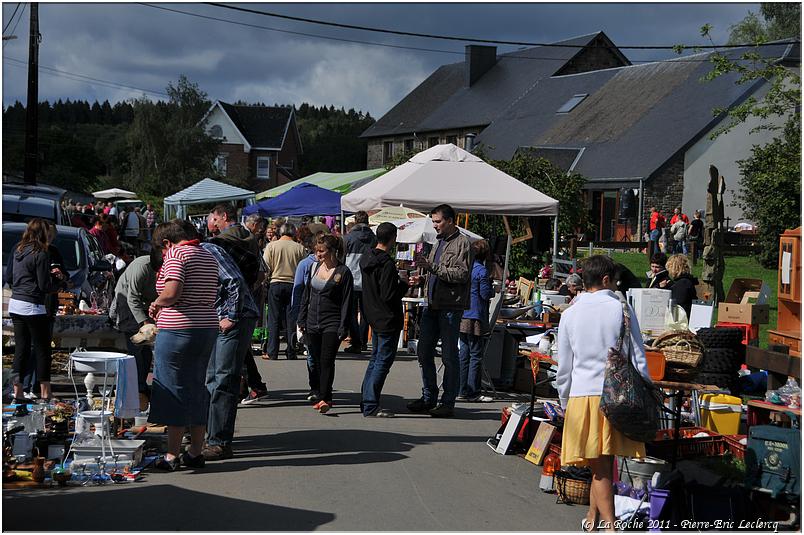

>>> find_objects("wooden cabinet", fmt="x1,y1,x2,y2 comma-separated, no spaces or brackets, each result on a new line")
770,227,801,357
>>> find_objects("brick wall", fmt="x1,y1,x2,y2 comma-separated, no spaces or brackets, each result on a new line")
642,152,685,230
218,143,250,181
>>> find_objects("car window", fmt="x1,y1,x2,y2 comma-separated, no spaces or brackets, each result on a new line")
3,195,57,222
2,228,84,272
84,232,104,263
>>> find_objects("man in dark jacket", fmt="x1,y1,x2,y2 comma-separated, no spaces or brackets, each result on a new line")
359,223,408,418
344,211,377,353
408,204,471,418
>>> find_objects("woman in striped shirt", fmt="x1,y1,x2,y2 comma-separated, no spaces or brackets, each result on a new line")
148,220,219,471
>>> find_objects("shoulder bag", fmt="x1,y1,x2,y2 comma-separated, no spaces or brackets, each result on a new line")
599,302,663,443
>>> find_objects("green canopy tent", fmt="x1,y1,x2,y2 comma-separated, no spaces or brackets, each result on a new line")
255,168,386,200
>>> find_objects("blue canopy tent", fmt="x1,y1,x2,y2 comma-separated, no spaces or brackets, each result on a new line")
243,182,342,217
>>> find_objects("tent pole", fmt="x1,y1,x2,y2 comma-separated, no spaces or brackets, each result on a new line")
503,231,512,281
552,211,559,264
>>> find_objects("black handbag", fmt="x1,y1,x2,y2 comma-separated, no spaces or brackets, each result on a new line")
599,303,663,443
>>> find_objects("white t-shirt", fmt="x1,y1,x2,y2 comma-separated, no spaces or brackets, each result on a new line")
8,298,47,316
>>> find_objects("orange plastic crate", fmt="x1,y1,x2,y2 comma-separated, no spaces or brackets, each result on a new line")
724,434,747,460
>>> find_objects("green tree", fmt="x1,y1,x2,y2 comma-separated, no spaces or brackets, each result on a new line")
126,76,218,197
697,22,801,267
728,3,801,44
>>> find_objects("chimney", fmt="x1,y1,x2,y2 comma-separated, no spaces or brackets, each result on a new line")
464,133,476,152
465,45,497,87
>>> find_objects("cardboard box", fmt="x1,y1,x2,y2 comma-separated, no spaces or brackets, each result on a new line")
716,278,771,325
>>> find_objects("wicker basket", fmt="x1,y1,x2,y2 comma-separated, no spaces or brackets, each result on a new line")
661,340,703,368
554,471,591,505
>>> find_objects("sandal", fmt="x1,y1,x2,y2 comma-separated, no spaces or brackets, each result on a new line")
154,456,180,471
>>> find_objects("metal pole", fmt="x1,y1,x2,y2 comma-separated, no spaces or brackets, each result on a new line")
23,3,39,185
552,212,559,264
637,179,644,240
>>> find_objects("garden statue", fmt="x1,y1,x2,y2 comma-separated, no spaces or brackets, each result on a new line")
702,165,726,303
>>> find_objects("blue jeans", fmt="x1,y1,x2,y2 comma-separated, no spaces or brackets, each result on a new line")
361,331,400,415
458,332,484,399
417,308,461,407
206,317,257,446
126,334,153,394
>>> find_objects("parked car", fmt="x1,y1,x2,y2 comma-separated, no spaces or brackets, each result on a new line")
2,222,112,302
2,184,70,226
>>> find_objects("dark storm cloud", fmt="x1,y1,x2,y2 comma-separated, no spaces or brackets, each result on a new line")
2,3,759,116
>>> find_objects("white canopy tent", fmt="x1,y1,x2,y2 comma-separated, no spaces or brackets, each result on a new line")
341,144,560,271
383,217,483,245
93,188,137,200
163,178,256,220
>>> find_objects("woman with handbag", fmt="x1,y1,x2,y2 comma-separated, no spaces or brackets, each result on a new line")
556,255,652,531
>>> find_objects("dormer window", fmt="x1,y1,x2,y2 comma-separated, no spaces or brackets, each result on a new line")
210,124,223,139
557,94,588,114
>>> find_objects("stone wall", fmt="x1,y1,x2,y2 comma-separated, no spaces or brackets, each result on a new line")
642,152,685,229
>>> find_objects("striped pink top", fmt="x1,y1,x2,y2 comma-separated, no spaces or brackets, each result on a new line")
155,243,219,329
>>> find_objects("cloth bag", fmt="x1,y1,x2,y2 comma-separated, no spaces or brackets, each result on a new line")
599,303,663,443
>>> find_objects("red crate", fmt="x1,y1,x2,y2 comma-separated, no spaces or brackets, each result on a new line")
647,426,726,460
724,434,747,460
716,322,760,346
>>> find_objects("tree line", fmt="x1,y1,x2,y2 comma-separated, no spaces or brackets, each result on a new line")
2,76,375,198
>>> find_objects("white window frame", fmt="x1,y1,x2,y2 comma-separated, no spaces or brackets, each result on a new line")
256,156,271,180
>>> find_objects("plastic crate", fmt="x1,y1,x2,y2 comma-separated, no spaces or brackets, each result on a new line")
715,322,759,346
646,426,726,460
724,434,747,460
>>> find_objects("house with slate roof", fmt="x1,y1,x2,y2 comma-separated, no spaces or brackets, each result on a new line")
361,32,799,241
202,101,303,191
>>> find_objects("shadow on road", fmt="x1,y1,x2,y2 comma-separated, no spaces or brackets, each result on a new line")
184,428,488,474
2,484,336,531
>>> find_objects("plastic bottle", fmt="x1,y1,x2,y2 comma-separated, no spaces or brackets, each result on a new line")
533,289,543,316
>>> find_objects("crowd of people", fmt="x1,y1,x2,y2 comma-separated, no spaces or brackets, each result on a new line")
647,205,704,261
14,202,488,469
63,198,159,256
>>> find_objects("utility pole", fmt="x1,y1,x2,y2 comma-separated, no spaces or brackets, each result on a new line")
23,3,39,185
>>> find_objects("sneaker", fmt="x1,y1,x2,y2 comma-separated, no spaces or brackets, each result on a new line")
154,455,180,471
429,404,454,418
364,408,394,418
201,444,233,461
314,400,331,413
306,391,320,402
23,392,36,400
180,451,206,468
467,395,494,403
241,390,269,405
343,345,362,354
407,397,436,413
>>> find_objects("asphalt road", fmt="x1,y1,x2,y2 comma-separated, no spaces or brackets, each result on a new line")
3,349,585,532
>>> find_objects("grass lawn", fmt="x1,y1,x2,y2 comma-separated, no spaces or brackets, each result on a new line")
599,252,779,347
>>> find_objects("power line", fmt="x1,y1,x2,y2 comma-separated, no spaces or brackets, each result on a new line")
4,57,169,97
206,2,796,50
4,2,25,47
3,3,21,33
138,3,464,57
140,3,783,66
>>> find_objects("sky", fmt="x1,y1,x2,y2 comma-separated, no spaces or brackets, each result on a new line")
1,2,761,118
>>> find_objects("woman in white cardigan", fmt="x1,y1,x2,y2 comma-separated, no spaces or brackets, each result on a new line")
556,255,652,532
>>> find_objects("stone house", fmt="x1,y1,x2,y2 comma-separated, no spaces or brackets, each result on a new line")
362,32,799,241
201,101,303,191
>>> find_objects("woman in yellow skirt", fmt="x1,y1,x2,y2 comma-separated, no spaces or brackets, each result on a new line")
555,255,652,531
